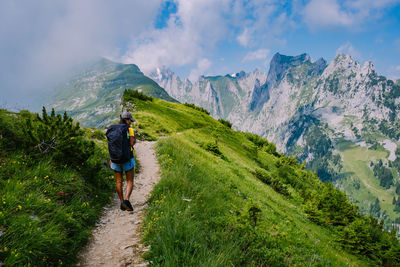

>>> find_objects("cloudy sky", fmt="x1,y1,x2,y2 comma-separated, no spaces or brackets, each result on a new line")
1,0,400,109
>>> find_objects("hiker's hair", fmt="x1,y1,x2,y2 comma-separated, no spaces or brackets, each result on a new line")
119,116,129,124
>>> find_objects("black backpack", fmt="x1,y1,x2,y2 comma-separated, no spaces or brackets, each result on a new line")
106,124,132,164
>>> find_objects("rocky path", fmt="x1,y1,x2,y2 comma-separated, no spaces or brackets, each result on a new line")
78,141,160,267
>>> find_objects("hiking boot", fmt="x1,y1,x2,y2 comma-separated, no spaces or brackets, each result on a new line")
120,202,129,211
124,200,133,211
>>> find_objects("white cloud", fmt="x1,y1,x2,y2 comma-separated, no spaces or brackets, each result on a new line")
336,42,362,60
303,0,353,29
0,0,161,108
188,58,212,82
122,0,230,74
233,1,290,48
345,0,400,10
237,28,251,47
242,48,270,62
302,0,400,30
122,0,292,75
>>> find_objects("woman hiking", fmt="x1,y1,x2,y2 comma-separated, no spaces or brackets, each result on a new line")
106,111,136,211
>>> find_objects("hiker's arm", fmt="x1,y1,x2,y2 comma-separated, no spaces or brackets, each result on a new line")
130,135,135,147
129,127,136,147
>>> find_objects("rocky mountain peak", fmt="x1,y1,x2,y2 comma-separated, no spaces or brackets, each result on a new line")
268,53,312,88
322,54,360,81
231,71,247,79
361,61,376,76
149,66,177,83
332,54,359,69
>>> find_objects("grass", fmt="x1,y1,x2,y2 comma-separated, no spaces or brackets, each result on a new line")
122,97,377,266
337,140,398,219
142,133,365,266
0,154,114,265
0,109,114,266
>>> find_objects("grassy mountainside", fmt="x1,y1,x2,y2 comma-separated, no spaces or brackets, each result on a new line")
0,108,114,266
51,58,177,129
123,90,400,266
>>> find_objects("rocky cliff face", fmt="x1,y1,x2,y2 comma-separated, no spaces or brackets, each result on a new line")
149,67,267,120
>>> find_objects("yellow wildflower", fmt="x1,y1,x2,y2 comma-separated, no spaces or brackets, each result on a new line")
18,205,22,210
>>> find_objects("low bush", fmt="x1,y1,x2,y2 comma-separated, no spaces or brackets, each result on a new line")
201,141,226,160
252,168,289,196
218,118,232,128
183,103,210,115
123,89,153,102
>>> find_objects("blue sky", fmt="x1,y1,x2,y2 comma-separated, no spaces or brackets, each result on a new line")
1,0,400,108
132,0,400,80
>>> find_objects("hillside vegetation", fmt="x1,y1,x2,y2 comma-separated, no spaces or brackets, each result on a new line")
124,90,400,266
2,89,400,265
0,108,114,266
52,58,177,129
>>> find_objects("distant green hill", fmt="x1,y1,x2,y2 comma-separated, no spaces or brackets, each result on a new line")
123,90,400,266
51,58,177,128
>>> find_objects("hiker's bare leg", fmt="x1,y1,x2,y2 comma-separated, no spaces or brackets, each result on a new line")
115,171,124,203
125,168,134,201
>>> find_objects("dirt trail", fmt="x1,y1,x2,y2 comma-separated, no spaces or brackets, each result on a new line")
78,141,160,267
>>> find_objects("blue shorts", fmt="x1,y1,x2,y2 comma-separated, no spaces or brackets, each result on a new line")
110,157,135,172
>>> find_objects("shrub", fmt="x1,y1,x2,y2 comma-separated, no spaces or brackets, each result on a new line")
184,103,210,115
24,107,95,170
244,132,278,155
252,168,289,196
201,141,227,160
202,142,222,156
218,118,232,128
123,89,153,102
244,132,268,148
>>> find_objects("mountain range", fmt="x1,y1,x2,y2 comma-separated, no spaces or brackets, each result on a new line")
51,53,400,227
148,53,400,226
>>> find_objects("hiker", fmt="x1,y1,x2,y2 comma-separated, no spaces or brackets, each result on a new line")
106,111,136,211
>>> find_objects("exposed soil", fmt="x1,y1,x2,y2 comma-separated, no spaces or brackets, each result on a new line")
78,141,160,267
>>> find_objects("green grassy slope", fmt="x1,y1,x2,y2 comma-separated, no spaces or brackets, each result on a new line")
124,91,400,266
0,109,114,266
52,58,177,129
